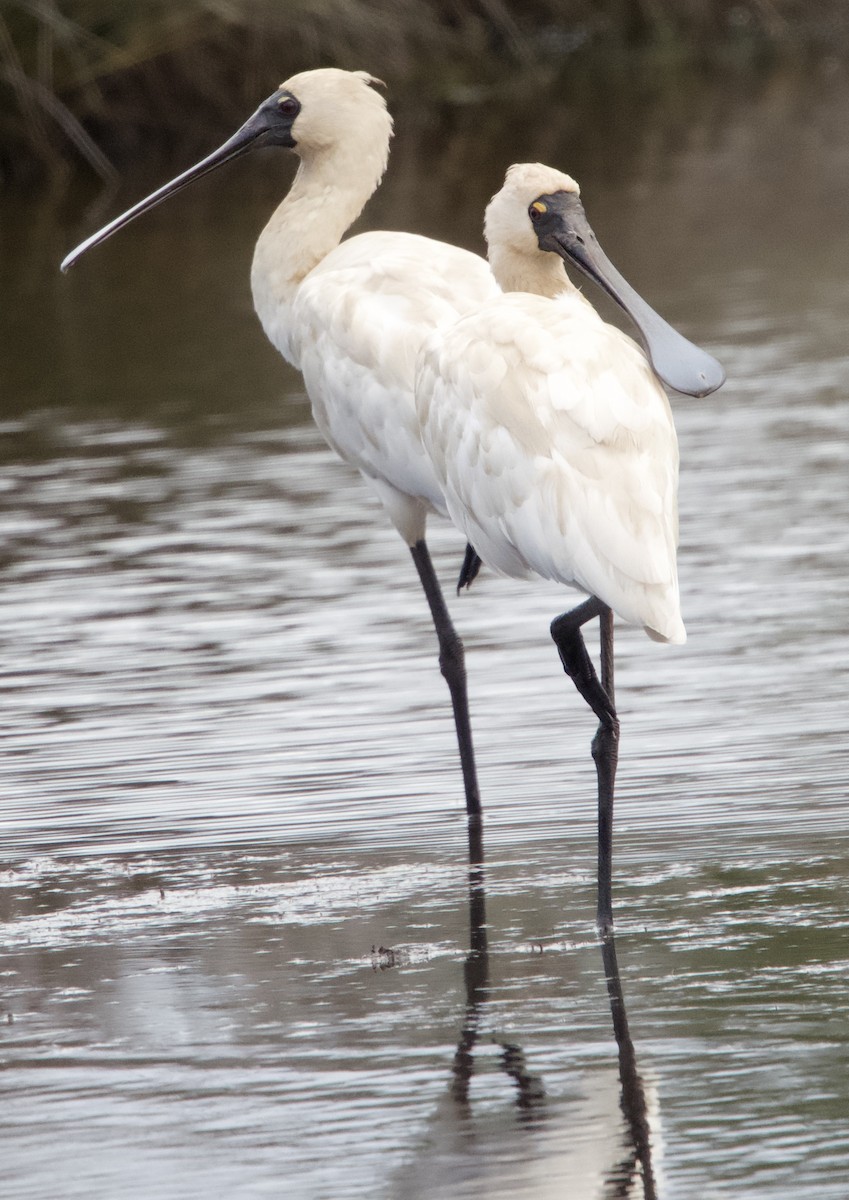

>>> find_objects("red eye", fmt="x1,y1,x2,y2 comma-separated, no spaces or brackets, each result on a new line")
278,95,300,118
529,206,542,222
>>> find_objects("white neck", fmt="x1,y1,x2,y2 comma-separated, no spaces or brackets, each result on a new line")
488,243,582,301
250,138,388,366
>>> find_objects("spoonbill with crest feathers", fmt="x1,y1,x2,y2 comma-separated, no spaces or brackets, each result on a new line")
61,68,501,816
416,163,725,928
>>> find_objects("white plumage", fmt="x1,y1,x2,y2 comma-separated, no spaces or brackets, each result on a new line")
287,231,498,544
416,162,724,928
417,162,685,644
246,71,499,549
61,67,501,815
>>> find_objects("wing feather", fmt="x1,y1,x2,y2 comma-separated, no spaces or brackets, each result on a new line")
417,291,683,639
294,231,498,516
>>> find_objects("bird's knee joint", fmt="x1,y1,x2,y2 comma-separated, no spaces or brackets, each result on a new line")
553,635,590,683
438,634,465,680
550,613,571,644
592,717,620,760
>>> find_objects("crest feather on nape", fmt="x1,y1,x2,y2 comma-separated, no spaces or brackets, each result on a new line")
360,73,387,92
503,162,580,198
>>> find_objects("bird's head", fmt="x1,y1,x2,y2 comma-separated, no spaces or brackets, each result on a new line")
484,162,580,260
60,68,391,272
486,162,725,397
276,68,391,155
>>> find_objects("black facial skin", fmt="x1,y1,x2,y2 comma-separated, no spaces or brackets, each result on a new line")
529,190,725,398
61,90,302,272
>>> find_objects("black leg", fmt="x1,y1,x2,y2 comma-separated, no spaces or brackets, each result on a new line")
410,539,481,816
550,597,619,932
594,606,618,934
456,543,483,593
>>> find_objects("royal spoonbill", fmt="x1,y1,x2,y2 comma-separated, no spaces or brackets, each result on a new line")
61,67,502,816
416,163,725,928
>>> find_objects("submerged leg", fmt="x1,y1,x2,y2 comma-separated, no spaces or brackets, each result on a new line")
410,539,481,816
550,597,619,932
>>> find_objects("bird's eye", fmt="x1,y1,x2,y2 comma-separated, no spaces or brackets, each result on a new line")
278,95,300,118
529,201,547,223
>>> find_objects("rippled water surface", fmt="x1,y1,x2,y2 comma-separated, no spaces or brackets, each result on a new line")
2,70,848,1199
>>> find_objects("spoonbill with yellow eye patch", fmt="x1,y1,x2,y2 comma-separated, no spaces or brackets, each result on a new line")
62,67,502,817
416,163,725,928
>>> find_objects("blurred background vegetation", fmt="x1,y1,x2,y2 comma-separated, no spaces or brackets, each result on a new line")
1,0,847,186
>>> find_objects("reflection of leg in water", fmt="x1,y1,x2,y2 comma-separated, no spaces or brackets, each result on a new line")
450,816,489,1106
450,815,545,1115
600,933,657,1200
498,1041,547,1113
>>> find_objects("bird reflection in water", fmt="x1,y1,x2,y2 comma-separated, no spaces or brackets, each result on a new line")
441,817,659,1199
449,817,546,1116
599,932,658,1200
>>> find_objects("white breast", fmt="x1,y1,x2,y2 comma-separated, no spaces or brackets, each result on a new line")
291,230,500,540
417,290,685,643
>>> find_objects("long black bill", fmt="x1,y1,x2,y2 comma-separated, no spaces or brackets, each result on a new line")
60,92,293,273
534,191,725,397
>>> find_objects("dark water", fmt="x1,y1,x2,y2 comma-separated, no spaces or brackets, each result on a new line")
2,67,848,1198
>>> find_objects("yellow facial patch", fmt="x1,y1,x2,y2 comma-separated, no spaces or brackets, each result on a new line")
531,201,547,214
